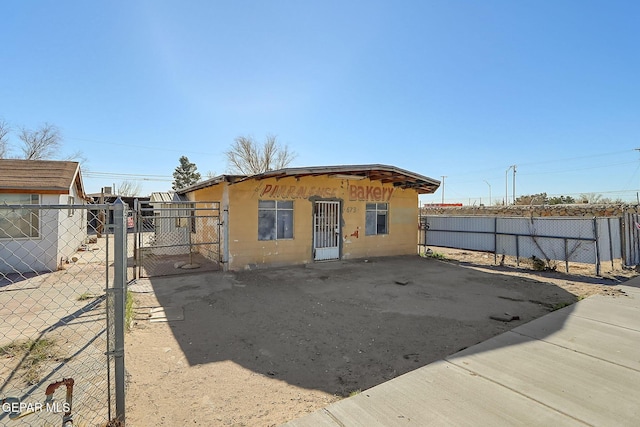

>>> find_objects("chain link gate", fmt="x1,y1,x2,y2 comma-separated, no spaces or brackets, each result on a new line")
1,201,127,426
133,200,222,278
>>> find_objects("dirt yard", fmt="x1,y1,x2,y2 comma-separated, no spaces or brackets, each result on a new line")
124,253,633,426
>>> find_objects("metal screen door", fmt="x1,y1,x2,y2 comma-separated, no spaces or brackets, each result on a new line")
313,201,340,261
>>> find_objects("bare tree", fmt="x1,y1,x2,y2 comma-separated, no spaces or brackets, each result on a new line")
0,119,9,158
0,119,11,159
225,135,296,175
62,149,87,164
18,123,62,160
117,180,143,197
579,193,603,204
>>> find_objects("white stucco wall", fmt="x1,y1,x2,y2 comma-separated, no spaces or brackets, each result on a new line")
56,187,88,265
0,194,60,274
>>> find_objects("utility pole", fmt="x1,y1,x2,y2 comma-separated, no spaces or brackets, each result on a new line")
484,180,491,206
635,149,640,204
441,176,446,205
512,165,517,204
505,166,512,205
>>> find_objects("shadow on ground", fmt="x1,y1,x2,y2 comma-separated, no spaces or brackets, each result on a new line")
454,258,632,286
139,255,578,396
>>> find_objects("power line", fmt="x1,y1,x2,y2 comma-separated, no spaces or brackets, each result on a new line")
83,171,173,182
443,149,636,181
445,159,638,185
513,149,632,168
84,171,171,178
517,160,638,176
67,136,219,157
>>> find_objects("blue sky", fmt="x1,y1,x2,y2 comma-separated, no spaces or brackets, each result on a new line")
2,1,639,204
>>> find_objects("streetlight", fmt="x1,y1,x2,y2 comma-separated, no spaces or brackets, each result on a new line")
483,180,491,206
441,176,446,205
505,165,516,205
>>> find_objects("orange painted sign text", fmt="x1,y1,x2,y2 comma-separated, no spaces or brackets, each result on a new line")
259,184,338,199
349,185,394,202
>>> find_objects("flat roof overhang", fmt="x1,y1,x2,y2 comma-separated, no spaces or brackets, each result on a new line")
243,164,441,194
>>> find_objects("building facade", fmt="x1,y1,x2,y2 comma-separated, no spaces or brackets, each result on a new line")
0,159,88,274
180,165,440,271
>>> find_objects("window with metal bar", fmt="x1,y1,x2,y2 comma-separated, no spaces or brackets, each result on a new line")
365,202,388,235
258,200,294,240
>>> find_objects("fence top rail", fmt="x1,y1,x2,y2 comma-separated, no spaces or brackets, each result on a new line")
138,206,221,213
1,203,113,210
422,214,612,221
145,200,220,205
426,227,597,242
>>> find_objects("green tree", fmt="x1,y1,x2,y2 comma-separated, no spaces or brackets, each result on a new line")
514,193,548,205
548,195,576,205
172,156,201,190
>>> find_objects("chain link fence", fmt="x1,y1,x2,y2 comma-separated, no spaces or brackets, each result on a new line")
420,214,625,275
1,201,126,426
134,200,221,278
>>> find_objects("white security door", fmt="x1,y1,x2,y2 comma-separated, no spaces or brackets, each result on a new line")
313,201,340,261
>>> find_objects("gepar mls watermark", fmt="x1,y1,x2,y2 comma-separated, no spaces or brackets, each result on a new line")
2,397,70,421
1,378,75,423
2,399,71,415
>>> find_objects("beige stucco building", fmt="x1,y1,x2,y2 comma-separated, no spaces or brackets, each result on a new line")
179,165,440,271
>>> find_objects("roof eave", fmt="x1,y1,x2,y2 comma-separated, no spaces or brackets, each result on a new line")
243,164,441,193
177,174,247,194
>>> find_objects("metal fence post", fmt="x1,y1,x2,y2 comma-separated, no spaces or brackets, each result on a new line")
593,216,601,276
493,217,498,264
113,198,127,423
223,207,230,271
632,212,638,266
607,217,614,271
621,212,628,266
133,198,139,281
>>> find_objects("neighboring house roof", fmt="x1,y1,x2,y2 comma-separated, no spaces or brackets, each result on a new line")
178,165,441,194
0,159,86,198
176,175,247,194
86,193,150,200
149,192,188,203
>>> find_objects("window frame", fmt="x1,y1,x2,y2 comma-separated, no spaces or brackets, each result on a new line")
258,200,294,241
365,202,388,236
0,194,40,239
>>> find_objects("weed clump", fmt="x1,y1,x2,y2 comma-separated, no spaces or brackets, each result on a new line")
0,338,62,385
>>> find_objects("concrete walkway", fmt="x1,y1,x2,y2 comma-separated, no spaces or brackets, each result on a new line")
284,279,640,426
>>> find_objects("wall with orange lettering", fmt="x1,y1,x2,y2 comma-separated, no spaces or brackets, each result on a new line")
186,174,419,270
